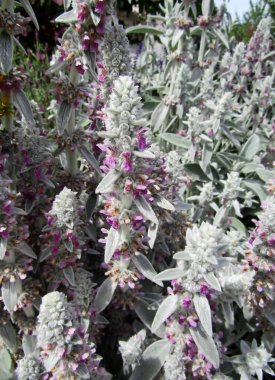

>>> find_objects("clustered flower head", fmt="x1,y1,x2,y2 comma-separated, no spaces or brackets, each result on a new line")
49,186,79,229
118,329,146,374
16,354,41,380
101,20,131,85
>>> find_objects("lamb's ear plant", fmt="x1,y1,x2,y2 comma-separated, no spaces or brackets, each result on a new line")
0,0,274,378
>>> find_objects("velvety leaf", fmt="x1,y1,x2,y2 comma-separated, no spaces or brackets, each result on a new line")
16,242,37,259
159,133,191,149
193,294,213,336
13,36,27,54
0,238,8,260
202,0,212,17
151,103,170,132
214,206,229,227
212,28,229,49
105,227,120,263
240,135,260,160
190,325,220,369
133,150,156,159
64,0,72,10
243,180,267,201
55,10,77,23
256,168,274,182
13,89,35,127
85,193,98,220
22,335,37,355
132,254,163,286
2,280,22,314
90,11,101,26
19,0,39,29
46,60,67,75
148,222,159,249
173,251,189,260
151,295,178,333
95,170,120,194
0,322,17,353
95,277,117,313
184,163,209,181
134,196,158,224
0,347,13,380
79,145,101,175
155,195,175,211
154,268,185,282
0,31,13,73
126,25,163,36
130,339,171,380
57,100,72,135
62,266,75,286
203,273,221,291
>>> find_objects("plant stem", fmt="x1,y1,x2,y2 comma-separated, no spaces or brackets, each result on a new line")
66,65,79,176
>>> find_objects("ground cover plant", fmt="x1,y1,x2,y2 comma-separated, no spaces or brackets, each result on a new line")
0,0,274,379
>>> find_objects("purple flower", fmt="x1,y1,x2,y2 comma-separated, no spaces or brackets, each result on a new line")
182,295,191,309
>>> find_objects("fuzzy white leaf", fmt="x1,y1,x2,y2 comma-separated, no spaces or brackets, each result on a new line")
134,196,158,224
151,103,170,132
0,31,13,74
13,89,35,128
148,222,159,249
193,294,213,336
152,295,178,333
80,145,101,175
130,339,171,380
62,266,75,286
240,135,260,161
19,0,39,29
133,150,156,159
95,170,120,194
57,100,72,135
2,280,22,314
105,227,120,263
154,268,185,282
132,254,163,286
190,325,220,369
155,196,175,211
16,242,37,259
0,238,7,260
159,133,191,149
95,278,117,313
55,10,77,23
22,335,37,355
203,273,221,291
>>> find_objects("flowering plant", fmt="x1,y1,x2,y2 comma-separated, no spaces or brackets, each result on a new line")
0,0,274,379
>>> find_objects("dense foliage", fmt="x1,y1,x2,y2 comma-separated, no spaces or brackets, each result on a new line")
0,0,274,379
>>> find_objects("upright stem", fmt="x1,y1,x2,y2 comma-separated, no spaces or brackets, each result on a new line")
1,0,14,132
66,65,79,176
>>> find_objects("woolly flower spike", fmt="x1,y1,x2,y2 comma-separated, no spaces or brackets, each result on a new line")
218,263,254,303
102,21,131,84
104,75,144,139
183,222,229,274
16,354,41,380
118,329,146,374
233,340,274,380
49,187,78,229
37,291,70,350
164,344,186,380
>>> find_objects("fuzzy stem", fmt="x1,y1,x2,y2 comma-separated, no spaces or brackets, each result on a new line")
66,65,79,176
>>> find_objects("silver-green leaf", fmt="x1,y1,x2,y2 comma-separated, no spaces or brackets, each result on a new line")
193,294,213,336
95,170,120,194
130,339,171,380
95,277,117,313
151,295,178,333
